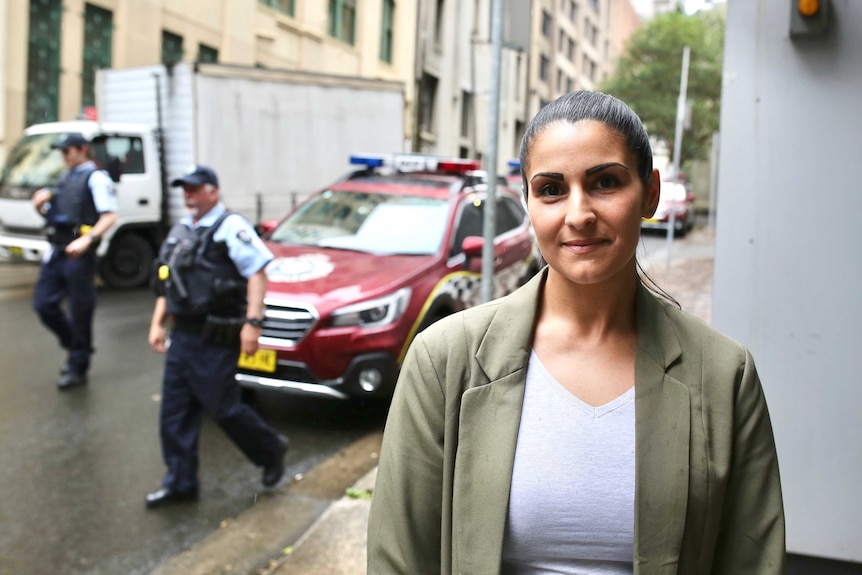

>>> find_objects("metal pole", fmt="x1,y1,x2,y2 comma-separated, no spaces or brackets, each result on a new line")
481,0,503,303
708,130,720,233
666,45,690,266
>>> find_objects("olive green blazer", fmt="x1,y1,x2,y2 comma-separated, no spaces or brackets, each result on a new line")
368,269,785,574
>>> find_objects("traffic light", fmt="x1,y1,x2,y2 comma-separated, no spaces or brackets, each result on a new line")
790,0,830,37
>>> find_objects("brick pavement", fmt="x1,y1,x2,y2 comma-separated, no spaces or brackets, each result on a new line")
642,227,715,325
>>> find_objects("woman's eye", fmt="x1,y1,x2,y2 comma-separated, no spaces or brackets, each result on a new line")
596,175,618,189
538,183,564,197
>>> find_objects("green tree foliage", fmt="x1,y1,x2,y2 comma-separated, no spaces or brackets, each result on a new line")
601,9,724,167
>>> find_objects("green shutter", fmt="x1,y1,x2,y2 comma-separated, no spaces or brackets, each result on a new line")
198,44,219,63
26,0,63,126
82,3,113,108
380,0,394,63
162,30,184,65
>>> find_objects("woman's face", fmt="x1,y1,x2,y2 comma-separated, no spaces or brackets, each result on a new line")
525,120,659,288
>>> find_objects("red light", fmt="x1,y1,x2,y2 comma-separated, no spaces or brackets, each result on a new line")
437,159,481,173
82,106,98,121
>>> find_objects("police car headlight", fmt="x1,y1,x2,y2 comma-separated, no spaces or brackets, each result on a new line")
330,287,412,328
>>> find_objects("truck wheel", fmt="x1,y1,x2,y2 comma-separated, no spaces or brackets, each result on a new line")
100,232,154,289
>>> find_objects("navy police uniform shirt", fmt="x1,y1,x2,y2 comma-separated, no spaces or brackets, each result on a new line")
178,202,273,278
78,160,118,213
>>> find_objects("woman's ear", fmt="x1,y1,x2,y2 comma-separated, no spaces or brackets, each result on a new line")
642,169,661,218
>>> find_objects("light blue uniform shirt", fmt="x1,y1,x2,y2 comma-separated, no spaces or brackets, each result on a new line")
76,160,118,213
180,202,273,279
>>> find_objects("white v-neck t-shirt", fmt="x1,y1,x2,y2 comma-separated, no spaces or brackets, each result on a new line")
501,351,636,574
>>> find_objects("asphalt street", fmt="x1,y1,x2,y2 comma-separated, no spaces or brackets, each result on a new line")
0,265,387,575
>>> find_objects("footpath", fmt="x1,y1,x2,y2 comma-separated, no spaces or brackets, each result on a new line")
0,226,715,575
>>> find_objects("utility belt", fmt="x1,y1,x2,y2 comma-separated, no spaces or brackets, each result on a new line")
173,314,245,347
46,224,94,247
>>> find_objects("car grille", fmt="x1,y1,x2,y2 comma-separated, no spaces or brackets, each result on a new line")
1,225,44,237
259,300,317,347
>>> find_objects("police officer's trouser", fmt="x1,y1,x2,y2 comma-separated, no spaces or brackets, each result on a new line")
159,328,283,492
33,247,98,375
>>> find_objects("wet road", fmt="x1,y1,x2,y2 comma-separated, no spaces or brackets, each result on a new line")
0,275,387,575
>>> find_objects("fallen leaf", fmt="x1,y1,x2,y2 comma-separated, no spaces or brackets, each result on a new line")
345,487,373,499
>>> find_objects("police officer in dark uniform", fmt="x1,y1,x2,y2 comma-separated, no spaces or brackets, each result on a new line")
145,165,288,508
31,133,118,389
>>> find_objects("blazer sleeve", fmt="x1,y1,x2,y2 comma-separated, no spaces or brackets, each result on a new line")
367,334,446,574
712,348,786,573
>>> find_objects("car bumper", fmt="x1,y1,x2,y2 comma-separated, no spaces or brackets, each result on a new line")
236,351,397,400
0,234,50,261
641,214,689,231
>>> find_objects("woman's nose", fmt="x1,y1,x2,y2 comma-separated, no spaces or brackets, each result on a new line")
564,189,596,229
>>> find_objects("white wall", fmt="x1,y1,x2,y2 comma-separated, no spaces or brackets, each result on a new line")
714,0,862,562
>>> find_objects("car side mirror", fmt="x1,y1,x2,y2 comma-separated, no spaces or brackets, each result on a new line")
255,219,279,238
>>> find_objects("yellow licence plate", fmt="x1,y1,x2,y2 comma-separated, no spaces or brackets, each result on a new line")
9,246,23,258
644,218,660,223
238,349,277,373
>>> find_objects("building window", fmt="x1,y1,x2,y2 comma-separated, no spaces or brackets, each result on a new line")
460,91,473,138
589,0,599,13
26,0,63,126
380,0,394,63
329,0,357,45
435,0,445,46
571,0,579,21
539,55,550,82
162,30,184,65
568,37,576,61
541,10,553,38
259,0,294,16
582,54,596,81
82,3,113,108
419,73,438,134
198,44,219,63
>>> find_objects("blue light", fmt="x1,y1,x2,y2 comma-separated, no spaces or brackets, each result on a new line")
350,155,385,168
507,159,521,169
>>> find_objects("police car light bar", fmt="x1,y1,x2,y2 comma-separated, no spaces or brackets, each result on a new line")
349,154,386,168
507,159,521,170
349,154,481,174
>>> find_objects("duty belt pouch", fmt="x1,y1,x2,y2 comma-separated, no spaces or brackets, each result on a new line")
202,315,245,347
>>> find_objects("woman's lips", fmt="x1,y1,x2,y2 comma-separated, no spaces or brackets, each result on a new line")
563,238,605,254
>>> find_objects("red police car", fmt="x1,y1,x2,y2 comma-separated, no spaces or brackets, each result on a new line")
236,154,539,400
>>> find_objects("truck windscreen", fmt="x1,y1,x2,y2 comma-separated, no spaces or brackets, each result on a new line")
0,134,66,188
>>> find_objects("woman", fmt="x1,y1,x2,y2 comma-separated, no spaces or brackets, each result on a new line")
367,91,785,574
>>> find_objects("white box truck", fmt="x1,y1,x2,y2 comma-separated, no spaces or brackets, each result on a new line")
0,62,406,288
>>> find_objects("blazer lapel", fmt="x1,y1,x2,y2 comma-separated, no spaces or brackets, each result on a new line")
452,271,543,573
634,286,691,573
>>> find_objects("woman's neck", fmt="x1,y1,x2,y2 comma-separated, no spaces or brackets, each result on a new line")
539,267,639,341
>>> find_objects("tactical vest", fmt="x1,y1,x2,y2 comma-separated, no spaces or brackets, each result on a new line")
46,167,98,229
159,212,248,318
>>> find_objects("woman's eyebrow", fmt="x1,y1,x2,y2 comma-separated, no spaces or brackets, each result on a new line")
585,162,629,176
530,172,564,183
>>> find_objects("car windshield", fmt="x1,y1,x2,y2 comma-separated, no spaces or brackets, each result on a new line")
0,134,66,188
269,190,450,255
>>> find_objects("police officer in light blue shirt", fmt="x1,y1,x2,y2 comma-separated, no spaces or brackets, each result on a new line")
145,165,288,509
32,133,118,389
